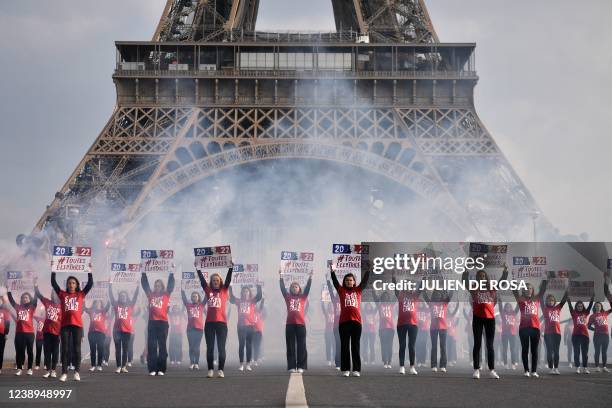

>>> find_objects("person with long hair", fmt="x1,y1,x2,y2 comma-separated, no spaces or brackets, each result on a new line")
84,299,111,372
279,269,313,373
51,271,93,381
563,320,574,368
422,286,453,373
196,263,233,378
567,293,594,374
169,305,185,365
141,271,175,376
588,300,611,372
253,297,266,365
326,277,342,370
0,296,11,375
375,293,395,369
230,284,262,371
512,280,547,378
392,274,422,375
361,303,377,365
181,290,205,370
461,265,508,379
108,284,139,373
330,263,371,377
7,291,37,376
34,312,44,370
540,288,568,375
34,282,61,378
497,299,518,370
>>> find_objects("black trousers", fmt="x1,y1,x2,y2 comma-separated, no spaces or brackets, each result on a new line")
147,320,169,373
519,327,540,372
15,332,34,370
169,332,183,362
88,331,105,367
43,333,60,371
205,321,228,370
113,330,131,368
544,333,561,369
594,332,609,367
430,329,447,368
334,327,341,367
186,328,203,364
35,338,43,367
339,321,362,372
0,335,6,369
416,327,428,364
472,316,496,370
501,333,517,365
566,337,573,364
128,333,135,363
324,330,335,362
361,331,375,363
238,325,255,363
253,331,263,361
572,334,589,368
285,324,307,370
103,335,111,362
379,328,394,365
61,326,83,374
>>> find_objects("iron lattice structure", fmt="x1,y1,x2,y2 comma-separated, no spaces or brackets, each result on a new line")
34,0,547,245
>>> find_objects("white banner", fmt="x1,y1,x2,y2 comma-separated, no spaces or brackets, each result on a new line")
90,281,110,301
332,244,365,281
109,263,140,284
181,271,205,292
51,246,92,273
140,250,175,274
231,264,260,286
194,246,232,269
6,271,36,292
281,251,314,287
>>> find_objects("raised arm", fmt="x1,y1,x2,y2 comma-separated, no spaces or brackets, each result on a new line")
197,270,208,291
497,264,509,284
450,301,460,316
604,279,611,303
536,279,548,300
181,290,189,306
141,273,151,296
557,290,569,310
391,274,400,299
279,276,288,297
223,265,233,289
325,278,337,301
258,297,265,312
7,292,17,308
34,285,48,303
254,285,263,303
229,286,238,305
303,276,313,297
166,273,175,294
330,268,340,291
51,272,61,295
108,285,116,306
103,301,110,313
566,295,574,313
82,273,94,295
585,295,595,313
358,264,370,290
131,286,139,305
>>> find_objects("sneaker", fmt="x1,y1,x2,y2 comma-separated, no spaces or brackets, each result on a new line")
596,367,602,373
553,368,561,375
50,370,57,378
27,369,33,376
342,371,350,377
238,364,244,372
69,365,75,371
194,364,199,370
472,369,480,379
74,372,80,381
327,361,333,366
157,371,165,376
603,367,610,373
103,361,109,367
489,370,500,379
531,372,539,378
297,368,304,374
335,367,341,371
512,363,517,370
549,369,555,375
399,366,406,375
115,367,122,374
97,366,102,372
351,371,360,377
207,370,214,378
288,368,297,373
127,362,132,367
583,368,590,374
15,369,22,376
440,367,447,373
189,364,194,370
217,370,224,378
524,371,531,377
576,367,582,374
121,367,128,373
34,366,40,370
43,371,51,378
89,367,96,372
569,363,573,368
149,371,157,376
59,373,67,382
432,367,438,372
409,366,418,375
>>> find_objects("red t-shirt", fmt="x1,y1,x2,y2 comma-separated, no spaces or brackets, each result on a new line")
571,310,590,337
337,287,363,324
254,309,264,332
0,309,9,333
470,290,497,319
35,318,44,340
518,299,540,329
324,305,335,331
114,305,135,333
13,304,36,334
542,305,563,334
236,300,257,327
417,306,430,331
147,292,171,321
40,298,62,336
170,313,184,332
501,311,518,335
87,309,108,333
283,294,308,325
378,303,395,330
588,311,611,334
397,293,418,326
429,303,448,330
364,310,377,332
186,303,205,330
204,287,229,323
57,291,87,327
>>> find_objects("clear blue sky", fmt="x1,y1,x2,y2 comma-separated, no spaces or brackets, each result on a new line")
0,0,610,242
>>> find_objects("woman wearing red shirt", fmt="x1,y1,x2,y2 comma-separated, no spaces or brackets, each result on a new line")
512,280,547,377
423,288,454,373
279,269,313,373
181,290,205,370
391,274,422,375
7,291,37,376
34,313,44,370
461,266,508,379
84,300,110,372
326,278,342,370
587,301,611,372
497,300,519,370
540,289,568,374
373,292,395,369
141,272,175,376
567,294,594,374
196,264,233,378
109,284,139,373
361,303,377,365
51,271,93,381
330,264,370,377
230,284,262,371
34,284,62,378
168,305,185,365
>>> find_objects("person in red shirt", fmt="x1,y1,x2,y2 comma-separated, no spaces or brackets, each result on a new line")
361,303,377,365
230,284,262,371
0,296,11,375
181,290,205,370
391,274,423,375
567,294,594,374
253,298,266,365
128,307,141,367
51,271,93,381
84,300,110,372
372,292,395,369
422,287,453,372
461,266,508,379
326,277,342,370
168,304,185,365
497,300,519,370
34,284,62,378
540,289,568,374
512,280,547,377
109,284,139,373
8,291,37,375
330,263,370,377
141,272,175,376
279,269,313,373
196,263,233,378
34,312,45,370
587,301,611,372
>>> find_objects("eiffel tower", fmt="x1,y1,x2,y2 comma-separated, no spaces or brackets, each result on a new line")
31,0,550,250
